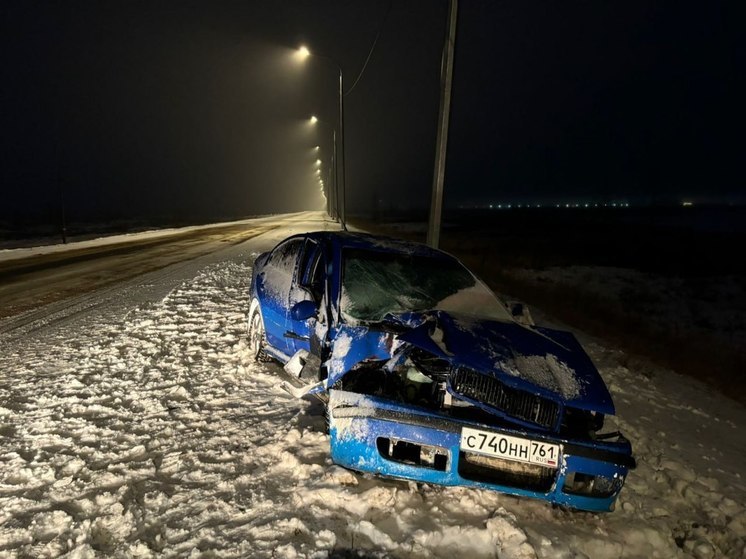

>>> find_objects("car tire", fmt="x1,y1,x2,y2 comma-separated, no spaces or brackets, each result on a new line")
247,304,270,362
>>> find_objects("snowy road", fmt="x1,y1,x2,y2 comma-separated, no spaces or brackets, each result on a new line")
0,213,317,321
1,212,744,558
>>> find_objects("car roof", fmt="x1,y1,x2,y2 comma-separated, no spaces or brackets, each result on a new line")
293,231,457,260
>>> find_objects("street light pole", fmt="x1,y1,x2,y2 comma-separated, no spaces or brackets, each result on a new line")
337,67,347,230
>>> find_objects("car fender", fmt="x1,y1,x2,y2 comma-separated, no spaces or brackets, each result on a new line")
325,324,392,387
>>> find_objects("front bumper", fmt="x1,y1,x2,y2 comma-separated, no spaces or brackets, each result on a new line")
328,390,634,512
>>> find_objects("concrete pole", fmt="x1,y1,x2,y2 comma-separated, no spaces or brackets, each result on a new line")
427,0,458,248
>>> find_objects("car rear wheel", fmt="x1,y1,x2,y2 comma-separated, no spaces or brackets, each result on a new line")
247,304,270,362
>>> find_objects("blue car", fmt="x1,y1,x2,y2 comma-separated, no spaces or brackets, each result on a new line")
247,232,635,512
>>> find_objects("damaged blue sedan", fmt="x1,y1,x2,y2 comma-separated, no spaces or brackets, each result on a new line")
247,232,635,512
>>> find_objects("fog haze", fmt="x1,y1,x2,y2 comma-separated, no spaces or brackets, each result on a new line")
2,1,743,231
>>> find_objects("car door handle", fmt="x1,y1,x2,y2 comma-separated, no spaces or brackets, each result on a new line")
284,331,310,341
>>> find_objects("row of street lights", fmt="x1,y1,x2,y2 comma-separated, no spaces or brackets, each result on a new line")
297,0,457,246
296,46,346,229
313,154,325,205
309,115,337,221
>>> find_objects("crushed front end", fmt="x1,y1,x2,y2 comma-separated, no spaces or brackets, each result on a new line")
323,318,636,512
328,389,634,512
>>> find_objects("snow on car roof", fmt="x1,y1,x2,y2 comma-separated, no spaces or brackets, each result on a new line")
303,231,456,260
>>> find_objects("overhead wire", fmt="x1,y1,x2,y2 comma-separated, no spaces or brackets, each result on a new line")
344,0,392,97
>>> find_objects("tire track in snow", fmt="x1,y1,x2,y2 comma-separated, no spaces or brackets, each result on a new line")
0,256,316,556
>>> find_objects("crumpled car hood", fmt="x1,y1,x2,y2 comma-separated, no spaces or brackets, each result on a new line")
327,310,614,415
396,311,614,414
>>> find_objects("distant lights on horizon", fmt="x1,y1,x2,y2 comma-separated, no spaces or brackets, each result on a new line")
481,200,631,210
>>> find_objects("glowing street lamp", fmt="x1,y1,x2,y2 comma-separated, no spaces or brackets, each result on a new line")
309,115,318,124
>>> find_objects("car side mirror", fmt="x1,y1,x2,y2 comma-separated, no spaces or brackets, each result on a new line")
291,300,318,321
507,301,535,326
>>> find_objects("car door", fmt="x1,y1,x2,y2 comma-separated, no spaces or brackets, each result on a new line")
286,238,324,355
259,237,305,357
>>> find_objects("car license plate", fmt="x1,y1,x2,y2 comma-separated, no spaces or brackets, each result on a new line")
460,427,560,468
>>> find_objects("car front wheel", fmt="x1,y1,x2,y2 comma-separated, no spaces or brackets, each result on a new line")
247,304,269,362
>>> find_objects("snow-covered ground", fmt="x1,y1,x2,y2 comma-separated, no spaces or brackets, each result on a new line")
1,214,744,558
505,266,746,350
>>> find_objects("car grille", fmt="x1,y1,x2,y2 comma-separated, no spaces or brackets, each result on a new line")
450,367,560,430
458,452,556,492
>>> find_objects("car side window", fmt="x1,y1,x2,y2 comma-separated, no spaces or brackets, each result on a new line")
305,251,326,303
263,239,304,301
268,239,303,270
298,241,325,303
297,239,318,286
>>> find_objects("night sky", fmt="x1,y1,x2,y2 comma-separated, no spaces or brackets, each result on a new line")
1,1,744,229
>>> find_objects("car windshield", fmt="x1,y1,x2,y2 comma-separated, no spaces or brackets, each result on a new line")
340,248,512,323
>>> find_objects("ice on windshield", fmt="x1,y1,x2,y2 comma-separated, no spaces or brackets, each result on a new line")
435,282,512,322
340,249,512,322
262,239,301,304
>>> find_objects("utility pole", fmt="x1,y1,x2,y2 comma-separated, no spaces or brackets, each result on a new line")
427,0,458,248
